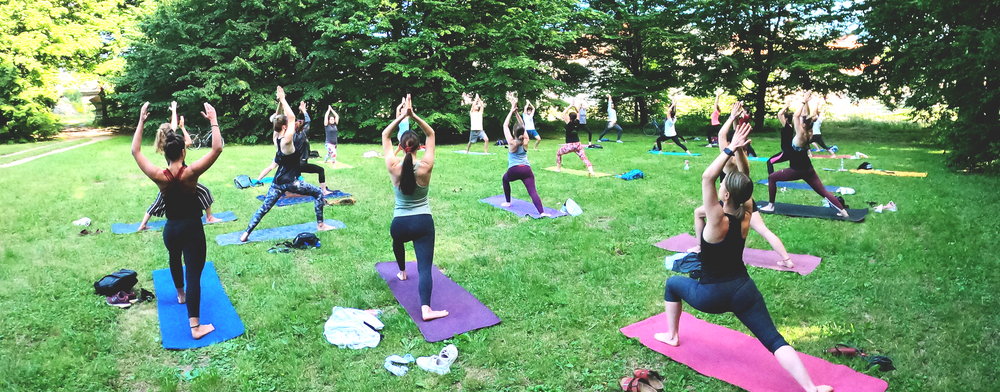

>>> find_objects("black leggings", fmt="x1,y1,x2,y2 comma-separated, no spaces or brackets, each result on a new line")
811,134,830,150
767,151,790,175
390,214,435,307
163,217,207,318
300,162,325,184
656,135,688,151
665,275,789,353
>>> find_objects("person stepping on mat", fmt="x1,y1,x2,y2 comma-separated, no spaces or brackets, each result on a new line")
139,112,220,230
465,94,490,154
655,125,833,392
241,87,337,242
323,104,340,166
688,102,794,269
130,100,223,340
759,92,849,219
522,99,542,150
501,99,550,217
381,95,448,321
556,104,595,176
598,94,624,143
653,99,691,155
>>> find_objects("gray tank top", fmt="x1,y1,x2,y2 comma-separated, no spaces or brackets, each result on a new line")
579,106,587,124
393,162,431,217
508,145,530,168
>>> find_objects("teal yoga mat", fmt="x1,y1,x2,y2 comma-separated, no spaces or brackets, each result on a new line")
215,219,346,245
112,211,238,234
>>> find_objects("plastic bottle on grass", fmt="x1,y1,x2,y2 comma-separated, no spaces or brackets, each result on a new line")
684,160,690,170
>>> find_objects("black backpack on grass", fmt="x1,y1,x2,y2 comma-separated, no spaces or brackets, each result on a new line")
234,175,253,189
94,269,138,296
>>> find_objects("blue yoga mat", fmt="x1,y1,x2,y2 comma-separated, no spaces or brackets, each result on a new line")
255,190,351,207
215,219,346,246
112,211,238,234
756,179,853,194
152,261,244,349
648,151,701,156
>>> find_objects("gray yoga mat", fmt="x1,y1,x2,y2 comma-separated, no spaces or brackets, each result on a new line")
755,201,867,222
479,195,567,219
215,219,346,245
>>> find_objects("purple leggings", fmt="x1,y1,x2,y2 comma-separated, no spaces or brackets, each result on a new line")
503,165,543,214
768,167,845,209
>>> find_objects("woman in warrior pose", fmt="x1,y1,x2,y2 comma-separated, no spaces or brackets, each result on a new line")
500,99,549,216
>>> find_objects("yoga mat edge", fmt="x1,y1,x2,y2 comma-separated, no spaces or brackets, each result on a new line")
152,262,245,350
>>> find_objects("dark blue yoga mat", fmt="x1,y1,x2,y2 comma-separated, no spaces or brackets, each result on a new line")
756,179,853,194
152,262,244,349
112,211,238,234
215,219,346,246
255,190,351,207
479,195,567,219
648,150,701,156
755,201,867,222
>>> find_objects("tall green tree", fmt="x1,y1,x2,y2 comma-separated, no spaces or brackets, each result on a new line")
577,0,695,125
113,0,582,142
0,0,149,142
853,0,1000,171
683,0,852,130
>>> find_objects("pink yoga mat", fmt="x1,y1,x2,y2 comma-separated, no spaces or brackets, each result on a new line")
653,233,821,275
621,312,888,392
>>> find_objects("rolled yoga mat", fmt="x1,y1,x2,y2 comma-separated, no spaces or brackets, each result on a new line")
542,167,612,177
375,262,501,342
648,150,701,156
112,211,238,234
479,195,567,219
620,312,889,392
755,179,854,195
215,219,346,246
152,261,245,350
653,233,821,275
255,190,351,207
755,201,868,222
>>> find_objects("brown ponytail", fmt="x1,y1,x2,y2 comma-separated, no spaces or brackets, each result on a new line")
399,130,421,195
724,172,753,220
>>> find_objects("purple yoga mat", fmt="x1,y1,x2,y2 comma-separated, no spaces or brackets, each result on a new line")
479,195,567,219
654,233,821,275
375,262,501,342
621,312,888,392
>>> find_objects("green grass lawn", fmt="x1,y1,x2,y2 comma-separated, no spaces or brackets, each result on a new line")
0,122,997,391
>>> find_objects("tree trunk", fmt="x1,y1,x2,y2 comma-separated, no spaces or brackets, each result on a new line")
753,68,769,131
636,96,648,126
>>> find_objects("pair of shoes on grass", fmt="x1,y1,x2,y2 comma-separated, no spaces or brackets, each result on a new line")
416,344,458,375
619,369,664,392
106,290,137,308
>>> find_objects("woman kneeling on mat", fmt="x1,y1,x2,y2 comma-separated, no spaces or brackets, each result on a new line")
759,92,849,218
381,95,448,321
656,124,832,392
689,102,794,269
131,101,223,340
501,99,549,217
241,87,336,242
556,105,595,176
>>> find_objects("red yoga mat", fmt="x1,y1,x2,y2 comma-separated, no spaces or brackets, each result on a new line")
654,233,821,275
621,312,888,392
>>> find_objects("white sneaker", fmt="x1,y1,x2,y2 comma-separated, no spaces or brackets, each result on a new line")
616,140,624,143
438,344,458,366
416,355,451,375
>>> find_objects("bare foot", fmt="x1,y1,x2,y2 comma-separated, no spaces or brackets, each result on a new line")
687,151,693,156
205,216,222,224
686,245,701,253
653,332,679,346
759,203,775,212
587,170,593,177
397,270,408,281
191,324,215,340
422,307,449,321
778,258,795,268
240,232,250,242
177,289,186,304
317,222,337,231
137,225,149,231
540,212,552,217
817,386,833,392
554,167,561,172
837,209,850,218
500,202,511,208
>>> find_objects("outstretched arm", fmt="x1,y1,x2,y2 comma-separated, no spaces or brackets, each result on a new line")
408,98,435,167
276,86,295,154
170,101,178,131
187,103,224,176
702,124,752,227
131,102,163,181
324,106,333,127
332,107,339,124
731,123,752,176
562,105,573,124
714,93,722,112
381,104,407,168
777,100,791,127
503,102,518,150
792,92,812,147
718,101,742,152
179,115,193,147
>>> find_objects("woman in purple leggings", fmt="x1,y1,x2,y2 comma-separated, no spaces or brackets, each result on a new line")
500,99,550,217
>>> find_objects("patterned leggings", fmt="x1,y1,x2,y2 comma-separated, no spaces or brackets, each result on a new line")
324,143,337,162
556,142,593,170
246,180,325,235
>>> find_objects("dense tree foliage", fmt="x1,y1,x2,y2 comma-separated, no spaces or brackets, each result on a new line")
853,0,1000,171
113,0,582,142
0,0,148,142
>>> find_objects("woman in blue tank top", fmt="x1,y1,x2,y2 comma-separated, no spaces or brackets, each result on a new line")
381,95,448,321
500,99,548,216
656,125,833,392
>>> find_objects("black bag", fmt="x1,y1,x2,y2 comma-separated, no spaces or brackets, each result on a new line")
290,232,320,249
94,269,138,296
234,175,253,189
309,150,320,159
857,162,873,170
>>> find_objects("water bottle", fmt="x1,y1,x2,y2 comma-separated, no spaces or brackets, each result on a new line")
840,158,845,171
684,160,690,170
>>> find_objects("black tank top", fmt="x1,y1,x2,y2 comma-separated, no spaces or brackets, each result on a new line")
564,121,582,143
788,145,813,170
162,166,202,220
273,139,301,185
699,213,749,283
779,121,794,152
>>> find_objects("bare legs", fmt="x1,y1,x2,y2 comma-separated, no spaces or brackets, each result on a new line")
653,301,682,346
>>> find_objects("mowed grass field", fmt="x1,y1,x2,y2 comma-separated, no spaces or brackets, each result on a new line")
1,121,998,392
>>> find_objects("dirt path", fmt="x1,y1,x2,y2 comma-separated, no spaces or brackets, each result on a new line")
0,136,113,168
